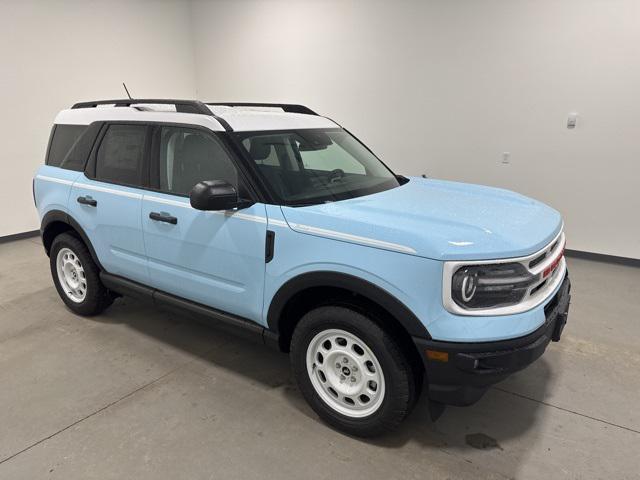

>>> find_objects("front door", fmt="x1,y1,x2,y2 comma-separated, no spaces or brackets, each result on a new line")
141,125,266,323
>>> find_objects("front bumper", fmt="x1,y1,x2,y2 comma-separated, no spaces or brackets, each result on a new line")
413,274,571,406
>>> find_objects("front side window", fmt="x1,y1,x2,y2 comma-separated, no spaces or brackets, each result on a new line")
156,126,238,196
237,129,400,205
96,124,147,186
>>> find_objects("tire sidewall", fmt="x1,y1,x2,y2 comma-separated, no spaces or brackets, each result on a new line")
291,306,413,436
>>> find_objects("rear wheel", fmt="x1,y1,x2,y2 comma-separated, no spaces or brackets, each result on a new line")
50,233,113,316
291,306,416,437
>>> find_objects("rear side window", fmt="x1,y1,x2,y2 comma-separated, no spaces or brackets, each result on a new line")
46,125,86,167
95,124,147,186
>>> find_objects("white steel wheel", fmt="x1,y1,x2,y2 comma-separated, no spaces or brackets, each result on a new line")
306,328,386,418
56,247,87,303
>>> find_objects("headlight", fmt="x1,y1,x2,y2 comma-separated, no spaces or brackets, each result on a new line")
451,263,534,310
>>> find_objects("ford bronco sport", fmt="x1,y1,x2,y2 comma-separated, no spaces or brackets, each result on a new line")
34,99,571,436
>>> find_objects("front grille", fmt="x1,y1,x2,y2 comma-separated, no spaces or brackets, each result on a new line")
529,252,547,268
544,285,560,316
529,240,558,268
530,279,548,296
523,240,564,305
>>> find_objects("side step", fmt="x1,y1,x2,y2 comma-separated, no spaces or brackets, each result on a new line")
100,272,280,349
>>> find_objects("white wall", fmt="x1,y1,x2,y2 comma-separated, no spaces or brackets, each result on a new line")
0,0,196,237
2,0,638,259
191,0,640,259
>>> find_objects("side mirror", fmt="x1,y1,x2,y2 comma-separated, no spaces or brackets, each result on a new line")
190,180,240,211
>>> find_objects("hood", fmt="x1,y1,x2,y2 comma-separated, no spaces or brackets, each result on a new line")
280,177,563,261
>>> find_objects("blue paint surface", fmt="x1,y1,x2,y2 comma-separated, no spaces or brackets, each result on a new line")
36,166,565,342
281,177,562,261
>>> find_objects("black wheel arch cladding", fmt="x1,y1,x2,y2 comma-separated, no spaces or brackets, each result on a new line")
267,270,432,342
41,209,104,270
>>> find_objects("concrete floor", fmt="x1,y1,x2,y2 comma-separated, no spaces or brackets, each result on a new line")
1,237,639,479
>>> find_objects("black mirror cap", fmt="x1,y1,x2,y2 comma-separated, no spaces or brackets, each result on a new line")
190,180,239,211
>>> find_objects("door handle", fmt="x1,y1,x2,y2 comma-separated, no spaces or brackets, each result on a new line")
149,211,178,225
77,195,97,207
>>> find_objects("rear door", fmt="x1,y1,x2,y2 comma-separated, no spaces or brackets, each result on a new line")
69,123,150,284
141,125,267,323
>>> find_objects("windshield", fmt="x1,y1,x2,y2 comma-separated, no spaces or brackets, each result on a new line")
235,129,401,206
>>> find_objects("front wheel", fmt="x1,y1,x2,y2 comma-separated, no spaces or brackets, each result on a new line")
291,306,417,437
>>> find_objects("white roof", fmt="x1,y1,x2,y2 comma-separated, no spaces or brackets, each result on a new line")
208,105,338,131
54,103,339,132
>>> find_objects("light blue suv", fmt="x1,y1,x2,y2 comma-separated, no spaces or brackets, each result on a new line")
34,99,571,436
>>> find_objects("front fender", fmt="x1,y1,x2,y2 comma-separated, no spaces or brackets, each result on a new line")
267,269,431,338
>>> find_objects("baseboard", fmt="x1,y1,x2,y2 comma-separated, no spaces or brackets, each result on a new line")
565,249,640,268
0,230,39,245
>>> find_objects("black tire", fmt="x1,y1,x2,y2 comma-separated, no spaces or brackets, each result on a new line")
291,305,417,437
50,233,113,316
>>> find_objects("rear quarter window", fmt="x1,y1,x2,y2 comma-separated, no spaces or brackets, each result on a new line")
46,123,101,171
46,124,86,167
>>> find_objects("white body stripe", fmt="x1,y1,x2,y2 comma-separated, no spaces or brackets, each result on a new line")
141,195,411,251
144,195,191,209
268,219,289,228
144,195,267,223
38,175,414,254
232,212,268,224
35,175,74,186
74,183,142,199
288,223,417,254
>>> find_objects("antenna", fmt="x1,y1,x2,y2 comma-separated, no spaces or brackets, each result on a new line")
122,82,133,100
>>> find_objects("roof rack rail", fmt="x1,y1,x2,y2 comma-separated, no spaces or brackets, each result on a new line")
71,99,214,115
70,99,233,131
206,102,318,116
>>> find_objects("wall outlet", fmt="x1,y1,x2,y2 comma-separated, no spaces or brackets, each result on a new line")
501,152,511,164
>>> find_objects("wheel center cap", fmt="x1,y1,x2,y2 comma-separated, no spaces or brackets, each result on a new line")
342,366,351,376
